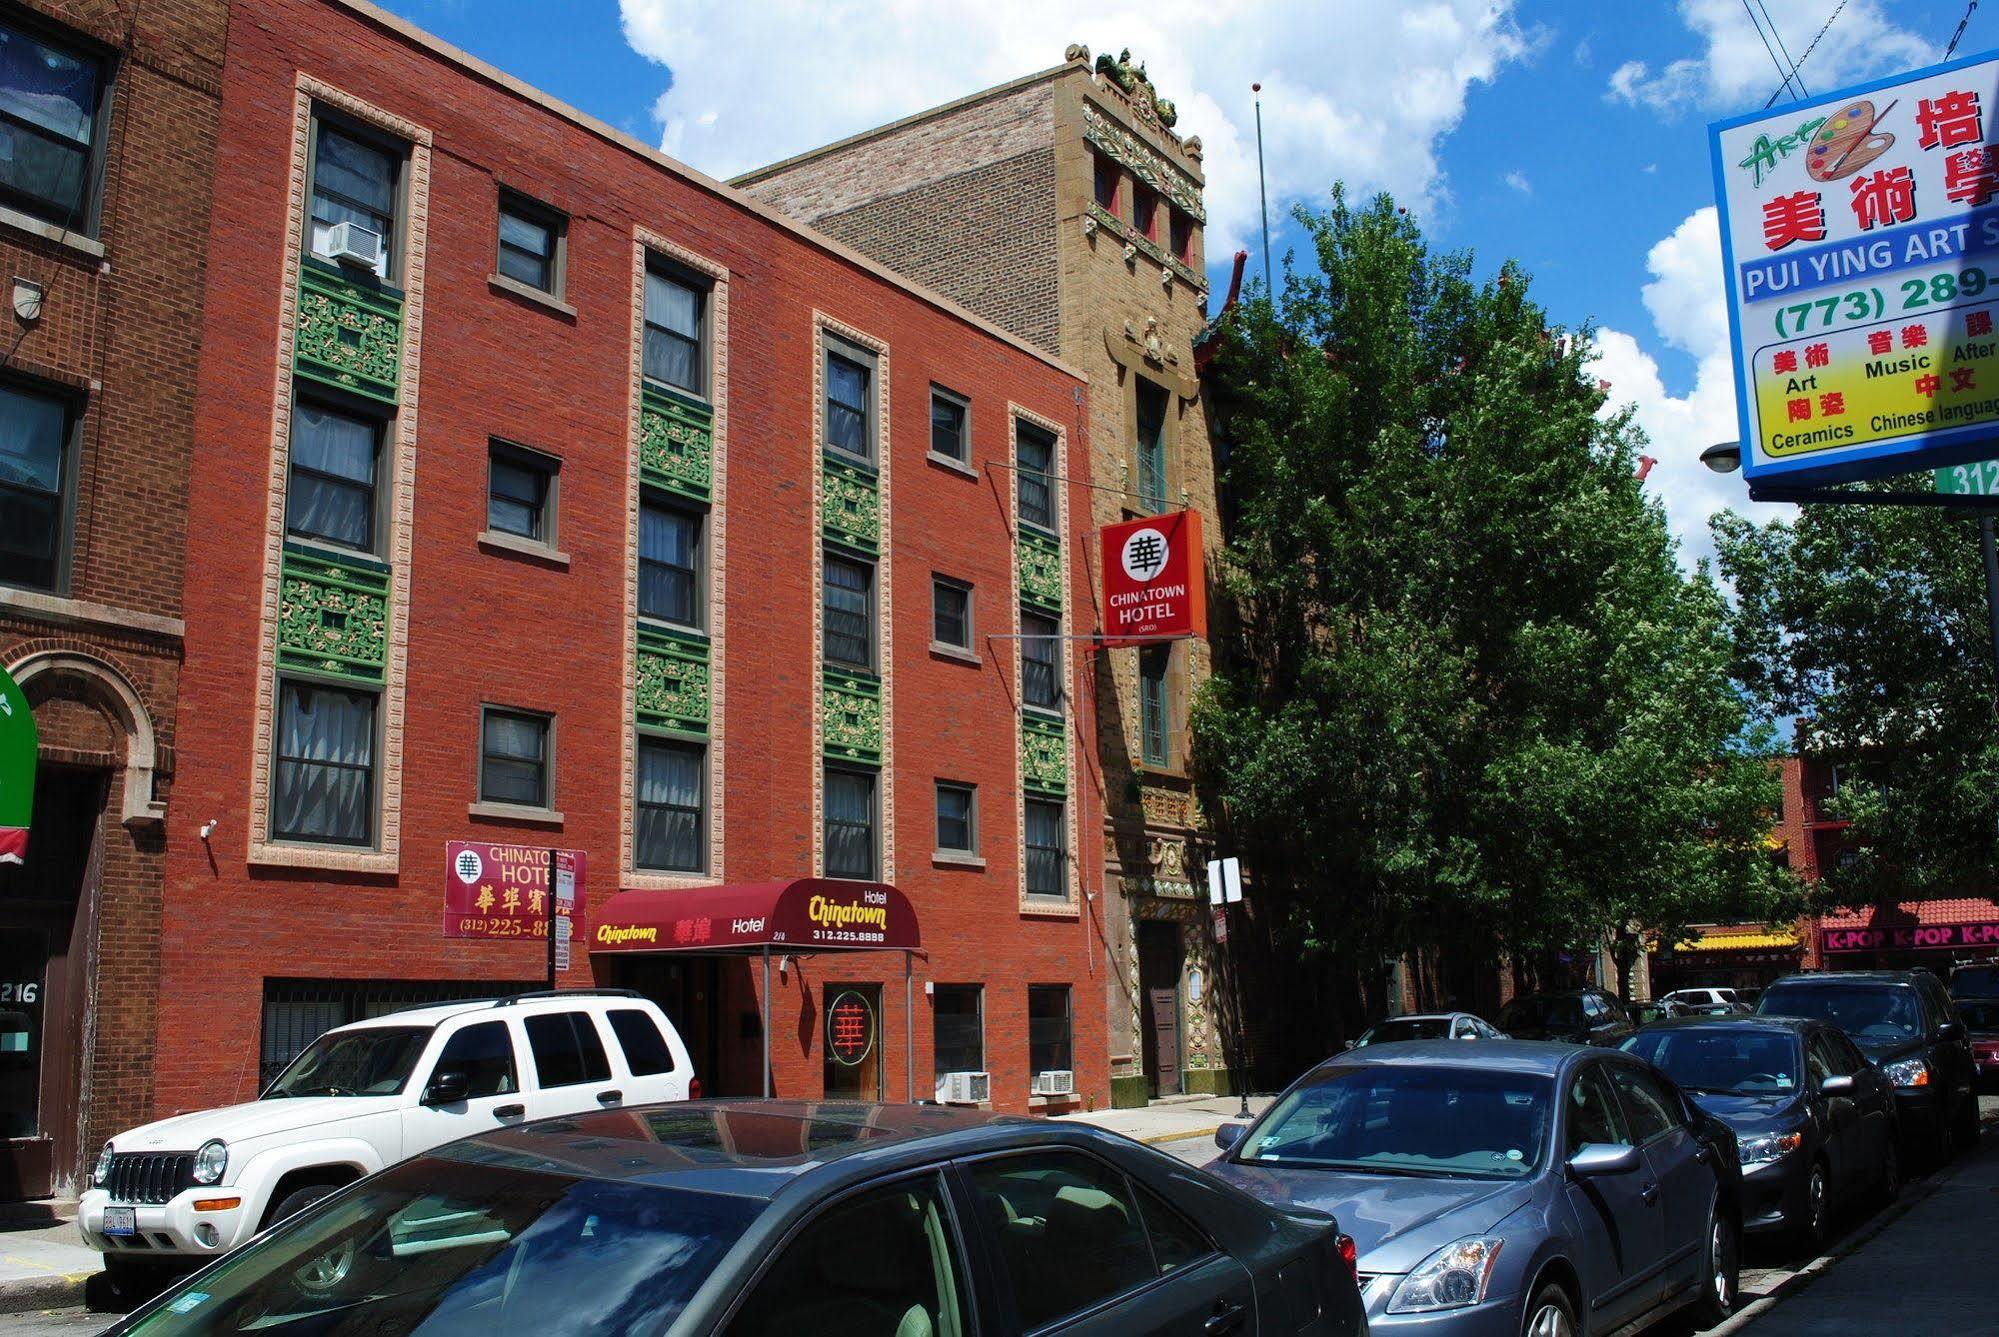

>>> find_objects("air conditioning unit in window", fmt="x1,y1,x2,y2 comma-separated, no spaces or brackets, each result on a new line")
935,1071,991,1105
325,220,384,271
1033,1070,1075,1097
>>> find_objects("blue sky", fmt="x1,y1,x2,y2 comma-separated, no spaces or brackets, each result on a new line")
378,0,1985,560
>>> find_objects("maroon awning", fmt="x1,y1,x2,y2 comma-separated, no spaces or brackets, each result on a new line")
590,878,920,955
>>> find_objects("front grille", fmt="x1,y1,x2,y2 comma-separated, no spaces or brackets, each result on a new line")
103,1153,195,1204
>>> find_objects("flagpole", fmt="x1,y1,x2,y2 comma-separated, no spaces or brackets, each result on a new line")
1253,82,1272,295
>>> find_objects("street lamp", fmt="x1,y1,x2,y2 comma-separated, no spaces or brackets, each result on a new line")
1701,440,1742,474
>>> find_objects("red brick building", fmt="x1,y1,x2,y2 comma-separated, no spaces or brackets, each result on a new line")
0,0,227,1201
158,0,1105,1118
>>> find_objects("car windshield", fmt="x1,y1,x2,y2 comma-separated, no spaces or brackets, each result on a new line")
1620,1030,1799,1096
1758,984,1921,1040
1235,1066,1550,1179
1499,996,1581,1031
1952,966,1999,999
122,1158,758,1337
1358,1018,1451,1046
265,1026,432,1098
1960,999,1999,1033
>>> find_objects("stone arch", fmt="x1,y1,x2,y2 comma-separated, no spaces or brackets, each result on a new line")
7,648,166,827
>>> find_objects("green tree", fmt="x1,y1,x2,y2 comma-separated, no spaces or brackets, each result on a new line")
1192,192,1786,1062
1713,492,1999,904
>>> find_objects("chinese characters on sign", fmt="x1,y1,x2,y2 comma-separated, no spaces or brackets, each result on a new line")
827,989,876,1067
1712,54,1999,485
1099,509,1206,648
443,842,586,941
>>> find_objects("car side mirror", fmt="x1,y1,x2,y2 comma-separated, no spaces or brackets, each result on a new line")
1341,1039,1357,1051
1820,1074,1856,1096
1939,1021,1963,1041
1566,1143,1641,1177
1214,1121,1248,1153
423,1070,470,1107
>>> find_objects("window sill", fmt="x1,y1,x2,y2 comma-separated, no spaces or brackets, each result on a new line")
477,529,570,568
248,841,397,874
927,450,978,479
932,851,987,869
0,585,184,639
929,641,981,666
0,203,105,262
468,800,565,827
1028,1093,1083,1111
1135,761,1189,784
488,272,577,318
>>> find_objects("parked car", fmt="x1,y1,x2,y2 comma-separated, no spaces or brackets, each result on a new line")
1496,987,1636,1046
1620,1016,1899,1248
104,1101,1367,1337
78,989,695,1293
1948,963,1999,1001
1349,1012,1505,1049
1631,1000,1689,1027
1662,988,1745,1012
1960,996,1999,1090
1755,971,1981,1163
1206,1041,1742,1336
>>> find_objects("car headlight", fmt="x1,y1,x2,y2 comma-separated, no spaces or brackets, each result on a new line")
191,1139,228,1185
1387,1236,1505,1313
1739,1130,1804,1166
93,1143,114,1186
1881,1058,1930,1089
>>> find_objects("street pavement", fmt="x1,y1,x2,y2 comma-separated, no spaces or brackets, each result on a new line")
1055,1092,1273,1149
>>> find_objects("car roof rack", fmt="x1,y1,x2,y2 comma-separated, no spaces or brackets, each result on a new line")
491,988,643,1007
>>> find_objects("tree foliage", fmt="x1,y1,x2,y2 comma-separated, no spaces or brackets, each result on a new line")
1191,193,1787,1052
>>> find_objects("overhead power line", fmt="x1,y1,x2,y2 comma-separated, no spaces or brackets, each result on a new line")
1743,0,1807,103
1758,0,1811,94
1766,0,1850,107
1945,0,1980,59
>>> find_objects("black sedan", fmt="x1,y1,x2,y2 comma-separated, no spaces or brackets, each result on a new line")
103,1101,1365,1337
1621,1016,1899,1248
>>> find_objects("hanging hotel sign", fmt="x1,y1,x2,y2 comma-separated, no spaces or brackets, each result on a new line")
444,842,587,940
1711,50,1999,487
1100,509,1205,647
0,664,34,866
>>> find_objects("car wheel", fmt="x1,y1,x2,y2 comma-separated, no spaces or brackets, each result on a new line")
264,1182,339,1230
1958,1088,1983,1151
1877,1135,1902,1206
91,1256,175,1311
1797,1162,1830,1251
1689,1209,1740,1328
1520,1281,1577,1337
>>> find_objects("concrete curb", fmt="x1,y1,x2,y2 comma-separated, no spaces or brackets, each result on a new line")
0,1270,93,1316
1140,1124,1222,1146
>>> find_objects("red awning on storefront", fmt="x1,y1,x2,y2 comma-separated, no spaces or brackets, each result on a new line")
589,878,919,955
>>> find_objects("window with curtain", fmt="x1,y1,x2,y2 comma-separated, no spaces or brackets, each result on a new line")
287,401,379,553
0,381,72,592
479,708,550,808
273,681,377,845
1028,985,1073,1072
824,767,877,880
823,553,873,669
1021,609,1060,711
0,19,105,232
1015,420,1054,531
644,267,705,394
636,738,704,872
639,499,701,627
1140,644,1170,766
824,349,871,461
933,985,983,1075
310,120,398,276
1135,378,1168,514
1025,798,1066,898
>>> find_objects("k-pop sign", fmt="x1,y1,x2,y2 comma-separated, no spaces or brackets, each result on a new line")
1100,510,1206,647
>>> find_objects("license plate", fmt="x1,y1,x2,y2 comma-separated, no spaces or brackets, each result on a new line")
102,1207,136,1237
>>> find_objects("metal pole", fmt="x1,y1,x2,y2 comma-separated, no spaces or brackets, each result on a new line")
1232,903,1251,1120
1253,84,1272,295
761,946,773,1098
905,954,914,1104
1980,517,1999,692
545,847,558,990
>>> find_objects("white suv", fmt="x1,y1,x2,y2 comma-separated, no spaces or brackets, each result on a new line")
78,989,692,1280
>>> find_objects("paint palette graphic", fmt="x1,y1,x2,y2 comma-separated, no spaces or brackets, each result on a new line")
1806,99,1896,182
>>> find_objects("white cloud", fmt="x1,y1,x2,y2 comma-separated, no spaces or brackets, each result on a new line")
618,0,1533,258
1593,206,1789,567
1503,169,1531,194
1607,0,1931,114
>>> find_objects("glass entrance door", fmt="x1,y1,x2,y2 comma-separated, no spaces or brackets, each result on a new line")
822,984,881,1100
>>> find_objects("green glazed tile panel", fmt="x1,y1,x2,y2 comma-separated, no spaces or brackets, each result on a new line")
294,258,403,404
822,455,881,555
277,543,390,683
1019,530,1063,612
636,624,712,734
1022,711,1068,795
822,667,883,763
640,384,714,503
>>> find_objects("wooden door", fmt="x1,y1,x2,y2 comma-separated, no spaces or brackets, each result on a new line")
1148,987,1181,1098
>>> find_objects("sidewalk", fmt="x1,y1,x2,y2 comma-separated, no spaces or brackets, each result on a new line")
0,1206,101,1316
1055,1093,1273,1146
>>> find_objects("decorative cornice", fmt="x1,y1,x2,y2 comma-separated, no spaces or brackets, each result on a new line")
1083,103,1204,223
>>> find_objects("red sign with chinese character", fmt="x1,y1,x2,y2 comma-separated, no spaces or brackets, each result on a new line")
444,842,586,940
827,989,875,1066
1100,509,1205,648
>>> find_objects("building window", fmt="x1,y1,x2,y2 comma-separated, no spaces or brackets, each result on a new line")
1025,798,1066,898
638,497,702,628
930,385,968,464
1092,153,1119,213
1015,420,1055,531
1021,609,1061,711
934,985,983,1076
643,266,706,396
287,401,381,554
636,737,704,872
932,576,972,650
1140,644,1170,767
1135,378,1169,514
486,442,556,544
273,680,377,846
0,381,74,592
1133,183,1159,241
824,346,873,463
824,552,874,669
479,707,551,809
1029,984,1073,1074
935,781,976,855
310,118,400,277
0,18,107,233
1170,210,1195,265
825,766,878,880
496,191,565,296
